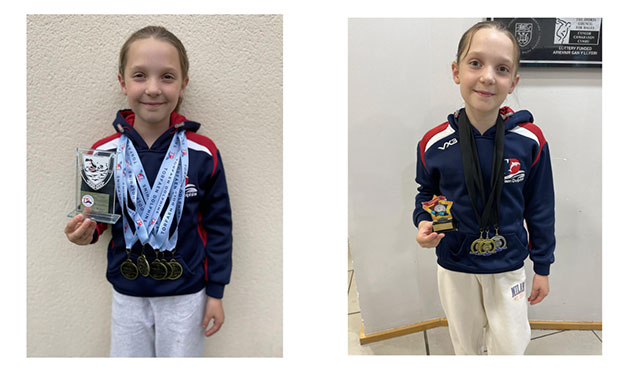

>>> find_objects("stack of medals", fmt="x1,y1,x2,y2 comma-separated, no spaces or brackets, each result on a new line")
469,227,507,256
458,110,508,257
115,129,188,281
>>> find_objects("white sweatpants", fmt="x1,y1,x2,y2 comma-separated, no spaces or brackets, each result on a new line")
437,265,531,355
110,288,208,357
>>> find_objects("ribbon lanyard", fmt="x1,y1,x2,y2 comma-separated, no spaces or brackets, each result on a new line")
148,133,188,251
458,110,505,233
115,131,188,251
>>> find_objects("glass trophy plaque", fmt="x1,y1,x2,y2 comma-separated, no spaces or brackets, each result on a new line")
67,148,120,224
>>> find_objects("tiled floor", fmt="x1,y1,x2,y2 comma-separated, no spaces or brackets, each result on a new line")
348,250,602,355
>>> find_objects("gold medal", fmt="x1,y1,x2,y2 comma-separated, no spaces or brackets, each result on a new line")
477,239,488,255
168,259,183,280
160,252,173,280
120,259,139,280
137,251,150,277
470,231,496,256
149,250,169,280
149,259,169,280
120,249,139,280
470,238,482,254
166,250,183,280
480,238,496,254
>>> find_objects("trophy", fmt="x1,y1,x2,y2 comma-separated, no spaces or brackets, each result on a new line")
67,148,120,224
422,195,457,232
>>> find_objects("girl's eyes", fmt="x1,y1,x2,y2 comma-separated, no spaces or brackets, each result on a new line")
468,61,511,74
130,73,176,80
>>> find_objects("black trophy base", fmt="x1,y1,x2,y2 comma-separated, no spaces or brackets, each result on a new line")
432,218,458,233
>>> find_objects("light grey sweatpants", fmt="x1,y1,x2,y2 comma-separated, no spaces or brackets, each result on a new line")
437,265,531,355
110,288,207,357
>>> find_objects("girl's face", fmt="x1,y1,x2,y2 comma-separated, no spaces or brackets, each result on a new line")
452,28,519,120
118,38,188,128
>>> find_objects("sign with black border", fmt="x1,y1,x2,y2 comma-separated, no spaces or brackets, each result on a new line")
491,18,602,68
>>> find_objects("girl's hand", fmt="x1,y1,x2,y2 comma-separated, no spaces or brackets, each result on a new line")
528,274,550,305
416,220,445,248
64,209,97,245
202,297,225,337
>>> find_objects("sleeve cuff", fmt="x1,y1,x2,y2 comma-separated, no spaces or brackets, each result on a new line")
414,213,432,228
533,263,550,276
90,229,99,244
206,282,226,299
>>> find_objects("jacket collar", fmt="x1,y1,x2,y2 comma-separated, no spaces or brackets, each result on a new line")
448,106,534,136
112,109,201,150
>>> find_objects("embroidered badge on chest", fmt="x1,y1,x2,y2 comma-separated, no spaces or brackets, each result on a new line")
504,158,525,183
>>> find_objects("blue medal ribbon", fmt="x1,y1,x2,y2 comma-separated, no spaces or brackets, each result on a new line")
148,133,188,251
115,131,189,252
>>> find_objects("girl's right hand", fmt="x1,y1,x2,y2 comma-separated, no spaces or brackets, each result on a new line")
64,209,97,245
416,220,445,248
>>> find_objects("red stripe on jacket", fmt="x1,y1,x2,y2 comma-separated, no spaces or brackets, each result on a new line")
518,122,547,166
418,121,449,169
186,132,219,176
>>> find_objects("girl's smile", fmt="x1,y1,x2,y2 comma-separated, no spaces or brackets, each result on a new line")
473,89,495,97
141,101,167,108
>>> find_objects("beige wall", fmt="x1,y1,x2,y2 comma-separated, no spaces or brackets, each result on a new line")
27,14,282,357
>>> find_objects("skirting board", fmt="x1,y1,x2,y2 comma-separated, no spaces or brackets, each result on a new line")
359,319,602,345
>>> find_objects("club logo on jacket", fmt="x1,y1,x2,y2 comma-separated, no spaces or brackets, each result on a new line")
504,158,525,183
185,183,198,198
438,138,458,150
184,176,198,198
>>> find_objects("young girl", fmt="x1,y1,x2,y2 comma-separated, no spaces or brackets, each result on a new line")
413,21,555,355
63,26,232,357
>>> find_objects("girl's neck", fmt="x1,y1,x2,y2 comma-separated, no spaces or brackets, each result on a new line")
465,108,499,135
135,119,170,148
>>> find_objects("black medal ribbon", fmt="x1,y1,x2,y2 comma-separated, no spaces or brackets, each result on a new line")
458,109,505,234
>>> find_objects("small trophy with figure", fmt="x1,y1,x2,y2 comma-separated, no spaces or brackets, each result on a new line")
422,195,457,232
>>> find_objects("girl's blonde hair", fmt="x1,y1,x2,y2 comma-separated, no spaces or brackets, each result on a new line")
456,21,520,76
119,26,189,111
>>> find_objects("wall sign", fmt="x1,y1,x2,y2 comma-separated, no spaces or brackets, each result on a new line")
491,18,602,68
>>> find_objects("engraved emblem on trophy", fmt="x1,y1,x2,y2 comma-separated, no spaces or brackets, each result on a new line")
422,195,457,232
67,148,121,224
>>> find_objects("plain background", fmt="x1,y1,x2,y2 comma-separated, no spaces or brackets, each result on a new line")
349,18,601,335
3,0,640,373
26,14,282,357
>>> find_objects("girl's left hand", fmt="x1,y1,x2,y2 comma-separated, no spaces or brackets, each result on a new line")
528,274,549,305
202,297,225,337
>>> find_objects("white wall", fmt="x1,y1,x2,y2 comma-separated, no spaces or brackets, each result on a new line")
27,14,282,357
349,18,601,335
